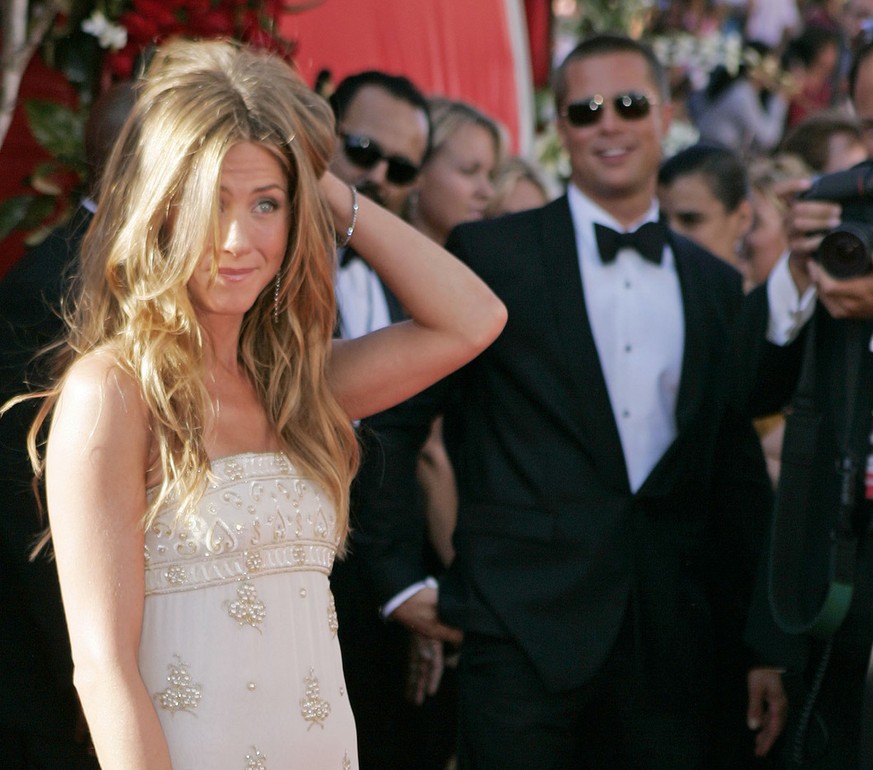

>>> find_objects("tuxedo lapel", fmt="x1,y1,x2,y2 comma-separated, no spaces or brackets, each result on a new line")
634,233,711,497
670,234,708,435
539,197,628,489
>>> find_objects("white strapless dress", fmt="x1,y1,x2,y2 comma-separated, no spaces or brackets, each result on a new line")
139,452,357,770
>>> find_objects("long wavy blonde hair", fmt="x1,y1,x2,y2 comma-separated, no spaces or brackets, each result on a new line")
29,38,359,540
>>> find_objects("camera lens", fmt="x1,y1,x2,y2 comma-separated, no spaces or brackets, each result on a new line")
817,224,873,279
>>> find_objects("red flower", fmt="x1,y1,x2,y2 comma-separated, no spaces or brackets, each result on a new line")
189,8,237,37
105,44,139,79
131,0,183,32
119,11,161,46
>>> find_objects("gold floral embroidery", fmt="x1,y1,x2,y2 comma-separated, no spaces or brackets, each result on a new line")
154,658,202,714
226,581,266,630
327,590,338,637
246,746,267,769
342,752,352,769
300,668,330,729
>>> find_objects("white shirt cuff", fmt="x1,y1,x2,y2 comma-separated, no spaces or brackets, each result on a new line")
766,252,817,346
381,576,438,619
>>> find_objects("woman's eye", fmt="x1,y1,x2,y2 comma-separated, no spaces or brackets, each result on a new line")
255,199,279,213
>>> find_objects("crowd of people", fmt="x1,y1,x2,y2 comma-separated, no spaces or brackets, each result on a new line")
6,2,873,769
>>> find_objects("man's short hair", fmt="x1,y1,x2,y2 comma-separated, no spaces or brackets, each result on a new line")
552,33,669,111
329,71,432,157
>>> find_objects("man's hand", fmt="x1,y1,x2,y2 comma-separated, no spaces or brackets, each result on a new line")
778,177,841,259
391,586,463,644
808,259,873,319
747,667,788,757
775,176,842,297
405,632,444,705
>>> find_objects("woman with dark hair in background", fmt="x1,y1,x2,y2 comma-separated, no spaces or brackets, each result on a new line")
658,143,753,268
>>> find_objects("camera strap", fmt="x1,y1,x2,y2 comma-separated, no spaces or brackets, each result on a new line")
768,315,867,639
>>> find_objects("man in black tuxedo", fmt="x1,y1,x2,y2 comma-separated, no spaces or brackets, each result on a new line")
353,34,775,768
0,81,134,769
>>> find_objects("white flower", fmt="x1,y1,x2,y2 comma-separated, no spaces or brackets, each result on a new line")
81,10,128,51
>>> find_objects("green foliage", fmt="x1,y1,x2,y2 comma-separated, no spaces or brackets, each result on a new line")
573,0,652,37
25,100,86,164
3,99,87,244
0,195,59,242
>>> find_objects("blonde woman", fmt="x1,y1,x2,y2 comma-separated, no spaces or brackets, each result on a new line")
485,155,552,217
22,39,506,769
406,97,504,246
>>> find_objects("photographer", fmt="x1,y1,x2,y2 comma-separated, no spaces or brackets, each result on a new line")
739,40,873,770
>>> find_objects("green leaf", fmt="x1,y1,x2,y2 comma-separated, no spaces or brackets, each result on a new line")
0,195,59,241
0,196,35,241
19,196,59,231
24,100,85,160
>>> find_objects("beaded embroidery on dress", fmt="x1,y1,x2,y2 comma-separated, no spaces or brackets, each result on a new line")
138,452,358,769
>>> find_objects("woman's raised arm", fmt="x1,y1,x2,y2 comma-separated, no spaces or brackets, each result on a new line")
322,172,507,420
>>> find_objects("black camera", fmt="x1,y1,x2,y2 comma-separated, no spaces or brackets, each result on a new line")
799,160,873,279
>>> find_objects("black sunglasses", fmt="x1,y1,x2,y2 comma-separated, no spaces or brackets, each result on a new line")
561,92,656,127
339,132,420,185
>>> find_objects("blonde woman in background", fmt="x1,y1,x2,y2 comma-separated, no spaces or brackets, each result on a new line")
15,39,506,770
406,97,504,248
485,155,552,217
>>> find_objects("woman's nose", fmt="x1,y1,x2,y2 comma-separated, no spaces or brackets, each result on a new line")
221,217,251,256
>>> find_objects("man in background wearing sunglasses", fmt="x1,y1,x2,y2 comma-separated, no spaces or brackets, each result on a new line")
325,69,444,770
354,33,776,769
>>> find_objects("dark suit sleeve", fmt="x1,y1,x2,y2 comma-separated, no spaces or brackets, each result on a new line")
351,221,482,605
0,230,82,731
730,283,806,419
725,284,811,671
352,379,449,604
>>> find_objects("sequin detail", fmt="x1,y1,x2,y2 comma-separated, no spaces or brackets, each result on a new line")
342,752,352,770
143,453,338,597
155,658,202,714
246,746,267,769
226,581,266,630
300,668,331,729
164,565,188,585
327,590,338,637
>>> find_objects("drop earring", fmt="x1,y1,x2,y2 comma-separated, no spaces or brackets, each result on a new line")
273,272,281,323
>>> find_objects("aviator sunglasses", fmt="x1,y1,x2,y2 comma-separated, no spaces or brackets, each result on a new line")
561,92,656,127
339,132,421,185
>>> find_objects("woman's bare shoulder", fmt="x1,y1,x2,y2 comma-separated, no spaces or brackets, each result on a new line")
59,346,148,427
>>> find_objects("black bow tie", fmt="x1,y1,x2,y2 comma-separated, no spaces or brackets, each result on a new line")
594,221,666,265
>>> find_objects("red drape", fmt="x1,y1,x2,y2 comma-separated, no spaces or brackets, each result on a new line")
282,0,531,152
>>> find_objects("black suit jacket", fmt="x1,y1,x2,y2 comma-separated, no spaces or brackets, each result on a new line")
0,207,90,736
355,196,772,696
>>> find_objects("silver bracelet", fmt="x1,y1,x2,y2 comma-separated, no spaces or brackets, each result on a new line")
337,185,358,248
